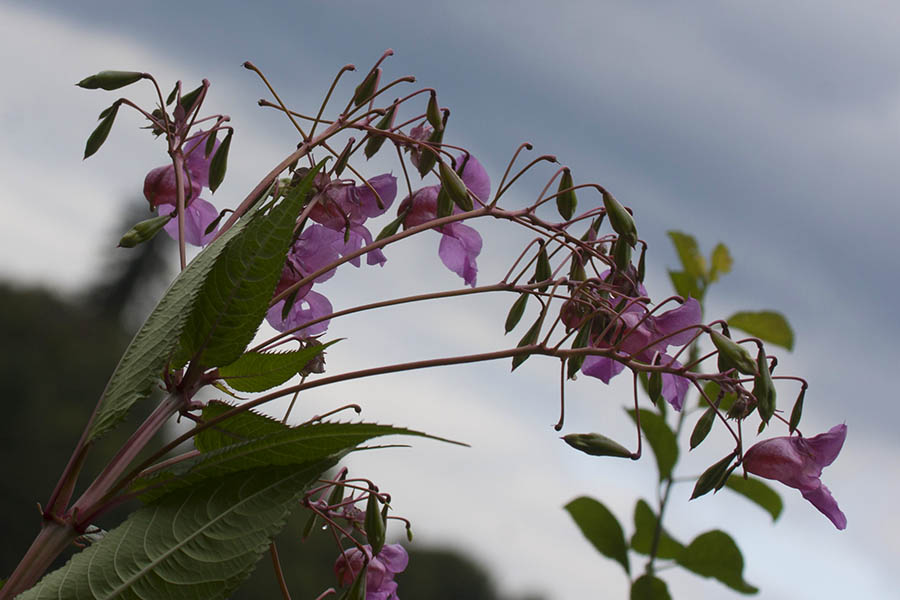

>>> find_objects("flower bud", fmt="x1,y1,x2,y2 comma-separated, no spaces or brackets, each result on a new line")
612,237,632,271
118,213,175,247
602,190,637,247
690,452,735,499
563,433,633,458
752,347,776,424
353,67,381,106
556,169,577,221
364,104,396,159
76,70,145,90
711,330,757,375
365,493,385,554
426,91,442,131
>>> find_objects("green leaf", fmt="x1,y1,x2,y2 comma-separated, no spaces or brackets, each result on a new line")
703,381,736,412
352,68,380,106
690,453,735,500
375,215,403,241
676,530,758,594
564,496,630,575
630,499,684,559
86,216,249,442
667,231,706,280
626,409,678,481
76,70,144,90
566,321,592,379
176,162,324,369
667,269,702,300
195,400,288,452
218,342,337,393
631,575,672,600
208,129,232,193
724,475,783,522
709,243,732,282
727,310,794,351
504,293,529,334
83,102,119,159
22,463,336,600
179,84,204,112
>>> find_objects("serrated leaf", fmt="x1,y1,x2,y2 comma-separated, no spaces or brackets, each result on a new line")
627,409,678,481
667,231,706,280
564,496,630,575
86,217,249,442
631,575,672,600
195,400,288,452
22,463,336,600
630,499,684,559
208,130,232,193
727,310,794,351
175,162,323,369
676,530,758,594
83,102,119,159
709,243,732,282
724,475,783,522
135,417,459,502
218,342,337,393
504,293,529,334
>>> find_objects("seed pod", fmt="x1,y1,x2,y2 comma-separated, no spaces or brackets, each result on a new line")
118,213,174,247
602,190,637,247
439,161,473,211
353,67,381,106
364,104,396,159
208,129,233,193
690,406,717,449
752,347,776,424
690,452,735,499
76,70,145,90
504,293,529,334
365,492,385,554
711,330,757,375
648,371,662,404
563,433,632,458
426,91,442,130
333,137,355,177
535,243,552,292
789,387,805,433
612,237,632,271
84,102,121,159
556,169,577,220
416,126,444,177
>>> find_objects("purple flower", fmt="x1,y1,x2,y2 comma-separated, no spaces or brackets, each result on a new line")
580,296,701,410
399,154,490,287
334,544,408,600
309,173,397,267
743,424,847,530
143,132,220,246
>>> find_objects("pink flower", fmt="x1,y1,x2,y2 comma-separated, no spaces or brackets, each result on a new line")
334,544,408,600
143,132,220,246
743,424,847,530
399,154,490,287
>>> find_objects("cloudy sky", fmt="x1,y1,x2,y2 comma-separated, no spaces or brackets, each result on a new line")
2,1,898,598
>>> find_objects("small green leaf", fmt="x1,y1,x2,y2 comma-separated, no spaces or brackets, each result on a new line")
535,244,552,292
165,82,178,105
690,406,717,450
727,310,794,351
630,499,684,559
752,347,776,424
789,388,805,434
556,169,577,220
709,242,732,282
504,293,529,334
218,343,336,393
204,130,217,158
178,84,204,112
208,129,232,193
690,453,735,500
725,475,783,522
667,231,706,280
375,215,403,241
83,102,120,159
627,409,678,481
668,270,702,300
76,70,144,90
631,575,672,600
564,496,630,574
563,433,632,458
676,530,758,594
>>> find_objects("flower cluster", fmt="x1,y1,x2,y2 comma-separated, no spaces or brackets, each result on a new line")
743,424,847,529
334,544,408,600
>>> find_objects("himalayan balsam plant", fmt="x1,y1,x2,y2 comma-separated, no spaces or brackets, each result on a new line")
0,52,845,600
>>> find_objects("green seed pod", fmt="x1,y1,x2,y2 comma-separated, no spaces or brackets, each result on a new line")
84,102,120,159
439,161,473,211
690,452,735,499
426,91,442,130
562,433,633,458
690,406,716,449
504,293,529,334
365,492,385,554
178,84,204,112
436,186,453,218
416,126,444,177
569,252,586,282
789,387,805,434
752,347,776,424
567,321,593,379
535,243,552,292
648,371,662,404
511,315,543,371
601,190,637,247
556,169,577,221
353,68,381,106
333,137,355,177
364,104,396,159
208,129,233,193
117,213,175,248
612,237,632,271
76,70,145,91
711,331,757,375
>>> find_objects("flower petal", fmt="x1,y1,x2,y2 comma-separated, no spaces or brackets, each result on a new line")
266,290,332,338
160,198,219,246
802,424,847,468
651,298,701,347
356,173,397,219
144,164,201,208
438,223,482,287
183,131,218,188
581,355,626,384
377,544,409,574
800,483,847,530
456,154,490,203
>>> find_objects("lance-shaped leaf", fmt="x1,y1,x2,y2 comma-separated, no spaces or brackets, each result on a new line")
564,496,630,575
21,462,337,600
218,342,337,393
630,499,684,559
724,475,783,522
86,215,249,442
789,388,805,434
627,409,678,481
567,321,592,379
667,231,706,280
630,575,672,600
76,70,145,90
676,530,758,594
709,242,732,282
208,129,232,193
175,162,324,369
727,310,794,351
83,102,120,159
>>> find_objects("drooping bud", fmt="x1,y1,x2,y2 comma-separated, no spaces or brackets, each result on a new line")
711,330,757,375
118,213,175,247
602,190,637,247
76,70,145,91
439,161,473,211
563,433,633,458
556,169,577,221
